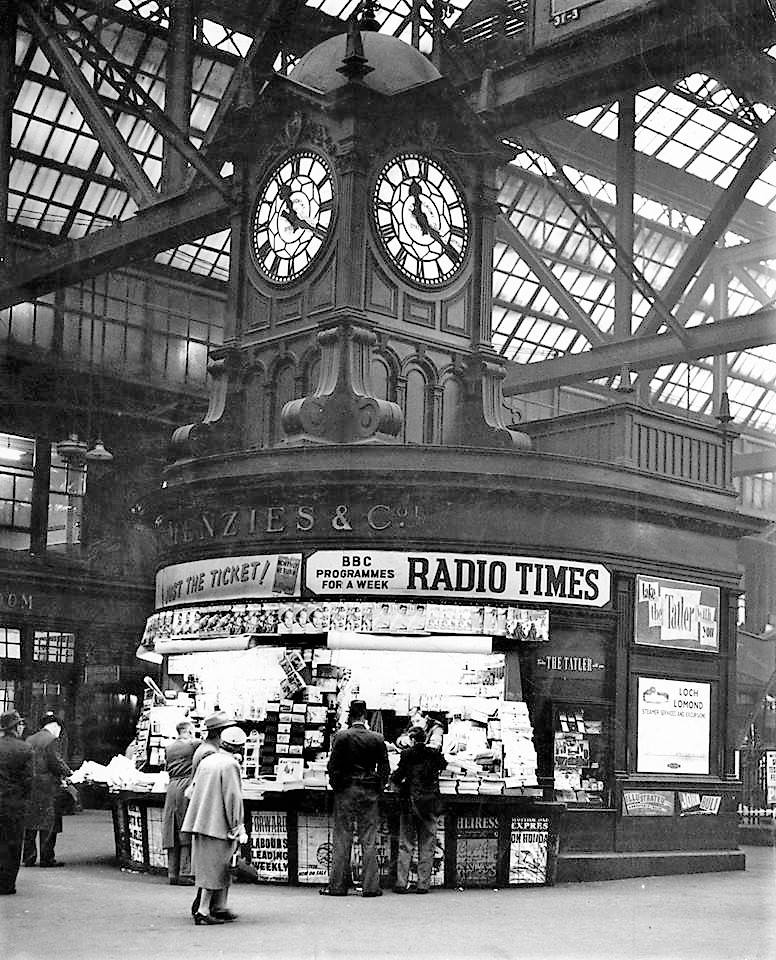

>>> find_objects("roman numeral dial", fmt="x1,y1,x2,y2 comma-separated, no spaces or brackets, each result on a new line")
251,151,336,285
371,152,470,287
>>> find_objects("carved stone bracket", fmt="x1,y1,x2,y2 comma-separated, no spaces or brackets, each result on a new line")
170,346,243,460
281,316,403,444
461,350,531,450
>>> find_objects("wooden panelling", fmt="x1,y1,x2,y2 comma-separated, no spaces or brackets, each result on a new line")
365,252,398,316
274,294,303,325
441,284,470,335
308,258,336,313
404,294,435,328
244,285,271,332
521,403,735,493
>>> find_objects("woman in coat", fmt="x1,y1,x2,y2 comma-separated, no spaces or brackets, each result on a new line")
182,725,247,925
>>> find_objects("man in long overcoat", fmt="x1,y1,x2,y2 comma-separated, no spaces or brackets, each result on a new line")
0,710,33,894
162,719,198,884
23,712,73,867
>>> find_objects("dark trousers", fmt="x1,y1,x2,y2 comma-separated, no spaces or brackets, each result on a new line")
330,783,381,895
166,841,192,881
23,826,58,865
395,795,439,891
0,815,25,893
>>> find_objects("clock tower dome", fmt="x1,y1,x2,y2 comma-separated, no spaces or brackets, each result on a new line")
172,10,529,457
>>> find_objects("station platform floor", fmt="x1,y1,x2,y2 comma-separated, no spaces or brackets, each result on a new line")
1,810,774,960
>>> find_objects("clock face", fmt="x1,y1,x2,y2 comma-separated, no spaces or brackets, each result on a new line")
372,153,470,287
251,151,335,284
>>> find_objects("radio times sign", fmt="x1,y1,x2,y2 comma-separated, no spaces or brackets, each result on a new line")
306,550,610,606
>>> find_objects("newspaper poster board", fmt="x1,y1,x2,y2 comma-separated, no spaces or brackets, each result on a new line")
297,814,331,884
508,816,550,885
249,811,289,882
455,815,499,887
766,751,776,805
636,677,711,774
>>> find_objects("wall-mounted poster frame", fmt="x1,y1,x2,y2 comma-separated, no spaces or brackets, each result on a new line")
634,576,720,653
636,676,712,775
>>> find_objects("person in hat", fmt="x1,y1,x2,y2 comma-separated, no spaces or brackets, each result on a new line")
324,699,390,898
0,710,33,894
162,719,199,885
191,711,231,775
23,711,73,867
182,725,247,925
391,725,446,894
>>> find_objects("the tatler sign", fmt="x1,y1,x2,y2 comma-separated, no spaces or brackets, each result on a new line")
306,550,611,606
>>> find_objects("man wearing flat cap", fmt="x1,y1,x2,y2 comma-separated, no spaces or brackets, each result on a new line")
23,711,73,867
325,699,390,897
0,710,33,894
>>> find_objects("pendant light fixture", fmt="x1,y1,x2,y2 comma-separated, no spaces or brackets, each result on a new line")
56,433,88,463
86,438,114,462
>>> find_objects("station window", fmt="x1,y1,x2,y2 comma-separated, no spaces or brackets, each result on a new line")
0,627,22,659
31,680,63,699
33,630,75,664
47,446,86,552
0,679,15,712
0,432,35,551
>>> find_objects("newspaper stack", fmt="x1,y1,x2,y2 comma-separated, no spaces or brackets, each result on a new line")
499,700,538,786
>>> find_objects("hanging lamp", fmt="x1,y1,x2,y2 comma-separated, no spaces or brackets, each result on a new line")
86,438,114,462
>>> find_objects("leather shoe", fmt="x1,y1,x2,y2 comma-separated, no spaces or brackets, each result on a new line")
212,909,238,922
319,887,347,896
193,912,225,925
392,886,409,894
362,890,383,898
39,861,64,868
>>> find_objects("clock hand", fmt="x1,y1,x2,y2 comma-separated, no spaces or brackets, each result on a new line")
278,185,326,237
409,180,431,233
427,224,461,263
408,179,460,262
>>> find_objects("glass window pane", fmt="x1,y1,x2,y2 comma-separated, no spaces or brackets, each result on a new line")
0,628,22,659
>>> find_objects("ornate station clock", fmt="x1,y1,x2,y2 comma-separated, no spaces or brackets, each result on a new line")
371,152,470,287
251,150,336,285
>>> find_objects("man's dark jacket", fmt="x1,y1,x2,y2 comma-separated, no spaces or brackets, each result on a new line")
24,729,72,832
327,723,390,791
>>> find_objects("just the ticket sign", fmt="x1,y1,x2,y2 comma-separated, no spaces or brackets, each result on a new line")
155,554,302,608
306,551,611,607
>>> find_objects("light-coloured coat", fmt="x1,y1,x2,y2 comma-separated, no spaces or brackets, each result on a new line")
181,751,243,841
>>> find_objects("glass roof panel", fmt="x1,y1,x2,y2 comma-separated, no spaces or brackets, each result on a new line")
5,6,775,439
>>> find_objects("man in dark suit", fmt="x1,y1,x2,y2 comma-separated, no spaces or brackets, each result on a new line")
23,711,73,868
325,699,390,897
0,710,33,894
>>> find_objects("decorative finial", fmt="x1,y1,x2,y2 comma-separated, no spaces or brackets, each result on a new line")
360,0,380,32
617,364,634,393
716,390,733,425
337,14,374,81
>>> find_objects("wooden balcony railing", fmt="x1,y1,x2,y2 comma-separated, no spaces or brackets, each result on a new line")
519,401,736,494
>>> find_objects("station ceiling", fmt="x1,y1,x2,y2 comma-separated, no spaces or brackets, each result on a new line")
3,0,776,440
